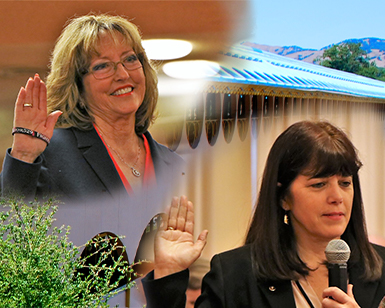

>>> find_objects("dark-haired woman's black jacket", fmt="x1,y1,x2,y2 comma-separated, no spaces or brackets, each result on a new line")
142,244,385,308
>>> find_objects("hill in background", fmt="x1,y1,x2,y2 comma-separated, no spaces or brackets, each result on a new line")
242,38,385,68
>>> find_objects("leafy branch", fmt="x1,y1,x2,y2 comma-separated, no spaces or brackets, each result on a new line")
0,197,139,308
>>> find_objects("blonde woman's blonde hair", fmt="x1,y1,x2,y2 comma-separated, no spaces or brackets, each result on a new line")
46,14,158,134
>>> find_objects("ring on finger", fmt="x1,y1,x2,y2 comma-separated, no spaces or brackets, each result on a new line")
167,227,174,231
23,103,33,107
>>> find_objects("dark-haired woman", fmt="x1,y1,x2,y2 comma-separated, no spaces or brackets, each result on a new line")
142,121,385,308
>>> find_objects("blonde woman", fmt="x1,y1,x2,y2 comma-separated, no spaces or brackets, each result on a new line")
1,14,183,201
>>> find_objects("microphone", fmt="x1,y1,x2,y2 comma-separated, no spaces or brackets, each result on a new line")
325,239,351,293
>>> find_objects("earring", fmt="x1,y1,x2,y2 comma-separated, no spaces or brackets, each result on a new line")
284,212,289,225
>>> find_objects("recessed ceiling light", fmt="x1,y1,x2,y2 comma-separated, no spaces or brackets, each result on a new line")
158,77,206,96
142,39,193,60
162,60,220,79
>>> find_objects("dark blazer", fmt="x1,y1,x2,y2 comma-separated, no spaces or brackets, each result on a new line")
142,244,385,308
1,127,184,202
1,127,185,308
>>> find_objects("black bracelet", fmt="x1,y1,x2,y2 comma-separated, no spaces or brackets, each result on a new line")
12,127,50,145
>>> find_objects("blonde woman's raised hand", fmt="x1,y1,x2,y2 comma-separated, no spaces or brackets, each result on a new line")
11,74,62,163
154,196,208,279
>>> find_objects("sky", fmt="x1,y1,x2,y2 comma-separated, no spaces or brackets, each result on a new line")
249,0,385,50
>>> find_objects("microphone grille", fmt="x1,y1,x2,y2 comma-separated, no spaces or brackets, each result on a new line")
325,239,351,264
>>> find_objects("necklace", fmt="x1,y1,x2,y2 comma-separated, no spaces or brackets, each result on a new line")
106,142,141,177
98,129,142,177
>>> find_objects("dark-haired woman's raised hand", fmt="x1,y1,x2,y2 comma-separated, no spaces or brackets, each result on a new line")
322,285,360,308
154,196,208,279
11,74,62,163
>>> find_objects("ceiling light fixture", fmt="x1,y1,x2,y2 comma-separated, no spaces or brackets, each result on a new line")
142,39,193,60
162,60,220,79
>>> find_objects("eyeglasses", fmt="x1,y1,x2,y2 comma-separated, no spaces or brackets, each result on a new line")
88,53,143,80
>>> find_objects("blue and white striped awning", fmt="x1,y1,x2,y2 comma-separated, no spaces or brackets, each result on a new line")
209,42,385,100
